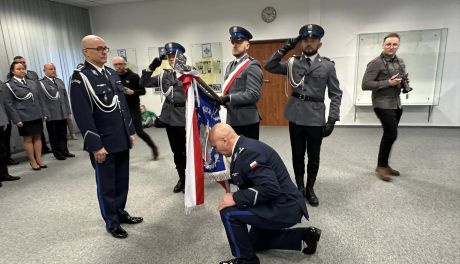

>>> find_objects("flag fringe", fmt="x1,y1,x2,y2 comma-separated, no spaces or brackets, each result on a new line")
205,170,231,182
185,203,206,215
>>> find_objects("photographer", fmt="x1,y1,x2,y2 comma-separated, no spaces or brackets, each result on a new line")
362,32,411,181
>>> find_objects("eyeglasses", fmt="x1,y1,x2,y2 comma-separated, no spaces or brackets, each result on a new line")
85,47,110,53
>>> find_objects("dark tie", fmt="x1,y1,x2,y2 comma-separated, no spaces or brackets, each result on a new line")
229,60,237,72
306,57,311,67
52,79,57,85
21,79,26,85
101,69,109,80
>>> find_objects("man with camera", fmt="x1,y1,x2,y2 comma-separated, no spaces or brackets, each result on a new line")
362,32,411,181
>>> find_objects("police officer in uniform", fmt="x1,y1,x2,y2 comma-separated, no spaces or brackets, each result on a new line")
0,81,20,185
112,56,159,160
219,26,263,140
265,24,343,207
139,42,187,193
70,35,142,239
8,56,52,156
210,123,321,264
40,63,75,160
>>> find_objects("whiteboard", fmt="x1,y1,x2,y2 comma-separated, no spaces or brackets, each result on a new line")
354,29,447,106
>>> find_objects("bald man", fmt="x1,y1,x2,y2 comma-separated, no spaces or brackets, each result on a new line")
70,35,142,239
112,56,159,160
210,124,321,264
39,63,75,160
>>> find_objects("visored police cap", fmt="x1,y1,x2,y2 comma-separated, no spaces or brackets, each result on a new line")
229,26,253,41
299,24,324,39
164,42,185,55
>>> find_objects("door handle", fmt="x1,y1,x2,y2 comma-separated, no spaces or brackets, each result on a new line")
263,79,270,83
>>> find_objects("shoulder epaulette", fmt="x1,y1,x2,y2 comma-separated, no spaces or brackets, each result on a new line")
322,56,334,64
74,63,85,72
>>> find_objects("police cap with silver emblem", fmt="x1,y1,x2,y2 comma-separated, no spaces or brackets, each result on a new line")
229,26,253,41
164,42,185,55
299,24,324,39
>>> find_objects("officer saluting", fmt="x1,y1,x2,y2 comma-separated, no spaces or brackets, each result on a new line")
219,26,263,140
265,24,343,207
139,42,187,193
70,35,142,239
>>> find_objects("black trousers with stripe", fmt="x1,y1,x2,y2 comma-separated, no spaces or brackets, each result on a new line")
220,206,304,259
90,150,130,228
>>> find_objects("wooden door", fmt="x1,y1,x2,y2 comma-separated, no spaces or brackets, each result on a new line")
249,40,302,126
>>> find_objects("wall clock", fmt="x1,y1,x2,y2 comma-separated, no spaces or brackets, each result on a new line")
261,6,277,23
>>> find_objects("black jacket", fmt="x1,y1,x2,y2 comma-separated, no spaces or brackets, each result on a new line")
118,69,145,109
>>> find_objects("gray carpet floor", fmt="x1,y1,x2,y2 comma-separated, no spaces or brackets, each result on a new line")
1,127,459,264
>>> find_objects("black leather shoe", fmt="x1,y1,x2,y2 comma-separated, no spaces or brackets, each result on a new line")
56,156,67,160
120,215,143,224
305,187,319,207
173,180,184,193
7,158,19,165
1,175,21,181
219,256,260,264
39,164,48,169
300,226,322,255
64,153,76,158
106,226,128,239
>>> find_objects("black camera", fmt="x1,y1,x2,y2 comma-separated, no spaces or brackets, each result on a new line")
400,72,413,94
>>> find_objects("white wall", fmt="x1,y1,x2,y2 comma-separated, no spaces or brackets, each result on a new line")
90,0,460,126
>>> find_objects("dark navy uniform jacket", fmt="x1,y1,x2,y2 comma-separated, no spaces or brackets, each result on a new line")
70,61,135,153
230,136,309,224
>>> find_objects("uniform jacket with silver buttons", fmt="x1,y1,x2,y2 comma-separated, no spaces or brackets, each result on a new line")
362,53,406,109
0,82,10,127
265,51,343,126
70,61,135,153
230,135,309,224
139,69,185,127
39,77,71,121
223,54,263,126
2,77,49,124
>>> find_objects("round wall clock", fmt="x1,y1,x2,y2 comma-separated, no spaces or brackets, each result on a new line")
261,6,277,23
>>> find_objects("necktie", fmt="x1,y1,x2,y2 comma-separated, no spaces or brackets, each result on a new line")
101,69,109,80
53,79,57,85
229,60,237,72
306,57,311,67
21,79,26,85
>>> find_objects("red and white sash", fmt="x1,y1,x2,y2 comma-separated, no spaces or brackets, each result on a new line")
222,58,252,95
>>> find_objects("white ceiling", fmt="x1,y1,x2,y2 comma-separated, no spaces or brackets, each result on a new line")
51,0,149,8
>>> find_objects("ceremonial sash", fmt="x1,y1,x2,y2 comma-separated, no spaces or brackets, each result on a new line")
222,58,252,95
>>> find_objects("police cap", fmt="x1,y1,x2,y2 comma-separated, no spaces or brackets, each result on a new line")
299,24,324,39
164,42,185,55
229,26,253,41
